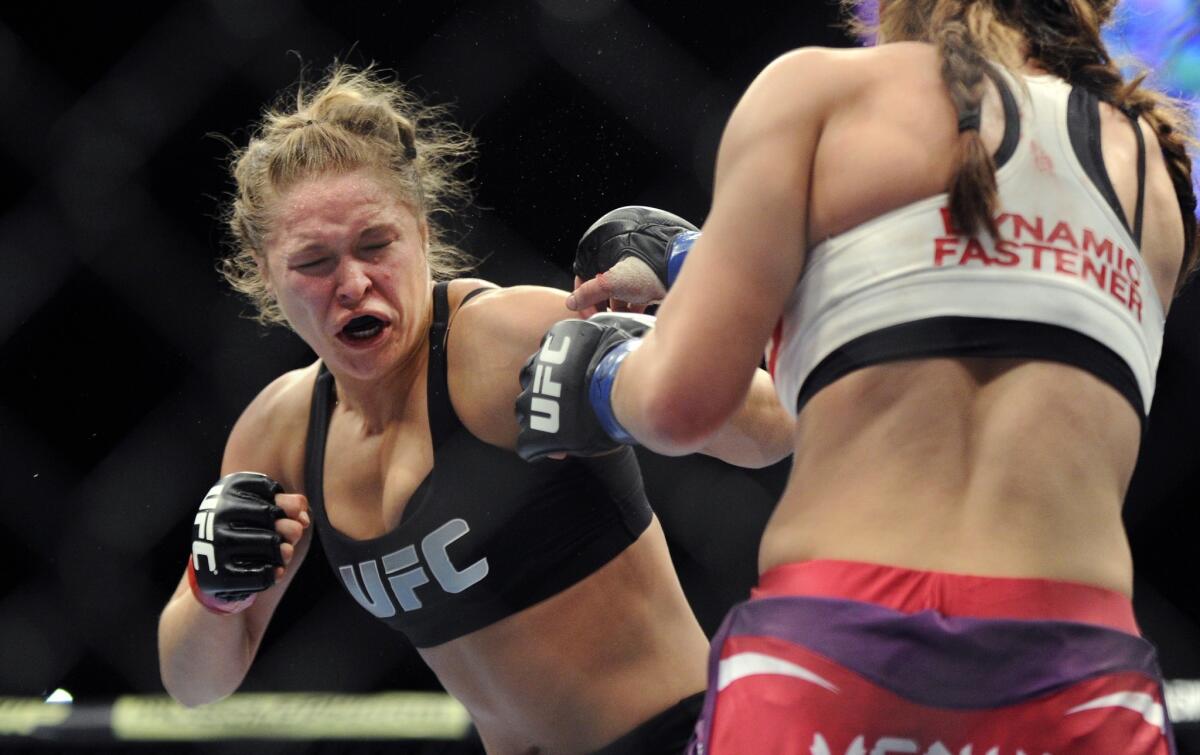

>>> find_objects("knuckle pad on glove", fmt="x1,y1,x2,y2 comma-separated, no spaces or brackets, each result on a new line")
191,471,287,600
228,504,280,532
574,206,699,283
587,312,655,338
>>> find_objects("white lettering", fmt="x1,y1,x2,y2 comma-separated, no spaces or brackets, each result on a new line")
386,565,430,611
191,542,216,574
532,364,562,398
339,519,489,616
339,560,397,618
810,735,866,755
807,734,1048,755
528,335,570,433
422,519,489,594
872,738,918,755
529,397,560,433
539,334,571,364
382,545,425,611
192,488,220,572
201,482,224,506
193,510,215,545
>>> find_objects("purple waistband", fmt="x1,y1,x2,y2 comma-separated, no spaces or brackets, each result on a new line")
714,595,1162,710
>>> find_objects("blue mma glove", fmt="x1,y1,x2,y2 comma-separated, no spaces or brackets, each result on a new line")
516,313,654,461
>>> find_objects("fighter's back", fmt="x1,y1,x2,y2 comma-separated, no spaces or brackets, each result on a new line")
760,41,1186,595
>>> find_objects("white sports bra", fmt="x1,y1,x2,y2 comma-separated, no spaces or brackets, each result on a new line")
767,68,1164,423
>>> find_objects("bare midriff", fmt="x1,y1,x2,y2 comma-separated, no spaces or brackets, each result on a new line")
419,518,709,755
759,357,1141,596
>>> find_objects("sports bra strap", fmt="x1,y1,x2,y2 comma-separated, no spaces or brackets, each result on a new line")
1067,86,1147,247
984,65,1021,168
427,282,457,448
304,364,335,503
1128,109,1147,247
427,282,494,448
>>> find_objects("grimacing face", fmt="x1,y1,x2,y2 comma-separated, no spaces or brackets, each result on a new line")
261,168,432,382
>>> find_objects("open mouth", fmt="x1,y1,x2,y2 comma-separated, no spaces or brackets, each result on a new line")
339,315,388,345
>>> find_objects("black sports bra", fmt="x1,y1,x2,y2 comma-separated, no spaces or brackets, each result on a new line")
304,283,652,647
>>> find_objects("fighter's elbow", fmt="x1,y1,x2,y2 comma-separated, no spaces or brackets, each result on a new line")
171,690,216,709
639,384,733,455
161,672,229,709
735,445,793,469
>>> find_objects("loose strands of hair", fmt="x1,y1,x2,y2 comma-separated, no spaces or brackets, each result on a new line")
221,63,478,326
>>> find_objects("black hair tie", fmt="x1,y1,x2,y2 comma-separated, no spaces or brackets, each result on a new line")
958,108,982,133
396,126,417,161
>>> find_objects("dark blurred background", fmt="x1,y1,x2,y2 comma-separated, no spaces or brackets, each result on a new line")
0,0,1197,752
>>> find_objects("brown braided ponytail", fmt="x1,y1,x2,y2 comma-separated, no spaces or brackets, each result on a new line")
935,13,1000,237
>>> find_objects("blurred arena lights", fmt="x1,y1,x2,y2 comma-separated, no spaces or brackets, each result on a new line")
1103,0,1200,132
1105,0,1200,92
1104,0,1200,197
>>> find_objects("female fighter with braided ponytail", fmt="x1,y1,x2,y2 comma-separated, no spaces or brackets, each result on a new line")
156,63,791,754
519,1,1197,751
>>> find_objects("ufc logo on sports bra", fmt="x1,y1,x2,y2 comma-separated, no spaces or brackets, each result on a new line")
338,518,489,617
528,335,570,433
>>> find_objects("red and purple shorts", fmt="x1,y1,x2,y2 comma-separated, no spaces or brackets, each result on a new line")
687,559,1174,754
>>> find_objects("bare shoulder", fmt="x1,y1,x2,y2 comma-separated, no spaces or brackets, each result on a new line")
453,283,570,336
859,40,941,69
221,361,320,492
843,41,942,78
446,283,577,448
450,283,575,371
744,47,855,113
753,43,940,100
719,44,943,171
816,42,954,115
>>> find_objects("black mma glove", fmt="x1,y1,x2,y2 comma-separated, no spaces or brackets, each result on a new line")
573,206,700,288
187,472,285,614
516,313,655,462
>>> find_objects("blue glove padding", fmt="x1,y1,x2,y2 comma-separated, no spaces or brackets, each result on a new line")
665,230,699,288
516,313,654,461
573,206,699,288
